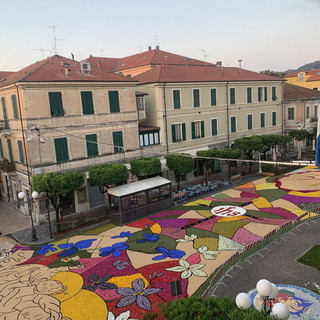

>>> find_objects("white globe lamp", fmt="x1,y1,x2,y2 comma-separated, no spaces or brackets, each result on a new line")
269,283,279,299
31,191,40,199
256,279,273,297
18,191,26,200
235,292,252,310
272,303,290,320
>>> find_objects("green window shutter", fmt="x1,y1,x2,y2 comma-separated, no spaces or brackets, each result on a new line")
247,114,253,130
0,138,3,158
54,137,69,162
17,140,24,164
86,134,98,157
231,117,236,133
201,121,205,137
272,112,277,126
260,113,265,128
113,131,123,153
7,139,13,162
173,90,181,109
230,88,235,104
247,88,252,103
182,123,186,141
81,91,94,115
210,89,217,106
272,87,277,101
171,125,177,143
11,95,19,119
109,91,120,113
191,122,196,139
211,119,217,136
193,89,200,107
1,97,9,129
258,88,262,102
264,87,268,101
49,92,64,116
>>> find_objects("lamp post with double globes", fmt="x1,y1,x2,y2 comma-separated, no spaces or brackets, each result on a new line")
18,190,39,241
236,279,290,320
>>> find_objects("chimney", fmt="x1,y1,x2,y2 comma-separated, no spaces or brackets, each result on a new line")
156,45,159,50
71,53,75,60
216,61,222,66
148,46,152,51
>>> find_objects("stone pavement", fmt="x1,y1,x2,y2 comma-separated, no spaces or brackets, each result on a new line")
211,218,320,297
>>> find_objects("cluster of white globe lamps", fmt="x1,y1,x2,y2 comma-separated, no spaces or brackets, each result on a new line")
236,279,290,319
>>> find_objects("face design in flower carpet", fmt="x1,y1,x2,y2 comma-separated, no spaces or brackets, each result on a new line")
276,171,320,192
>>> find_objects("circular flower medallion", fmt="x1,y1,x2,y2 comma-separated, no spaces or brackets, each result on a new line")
211,205,246,217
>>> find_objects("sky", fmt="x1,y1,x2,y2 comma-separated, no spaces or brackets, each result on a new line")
1,0,319,73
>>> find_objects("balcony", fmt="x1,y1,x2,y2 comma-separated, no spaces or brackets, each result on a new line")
0,159,15,172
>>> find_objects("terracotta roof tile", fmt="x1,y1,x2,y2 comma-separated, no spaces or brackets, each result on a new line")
133,65,283,84
0,55,136,88
285,69,320,78
283,82,320,100
139,124,160,132
0,71,15,80
82,56,120,72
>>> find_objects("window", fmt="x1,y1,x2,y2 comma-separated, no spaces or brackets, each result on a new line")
1,97,9,129
54,137,69,162
314,105,318,118
193,89,200,107
306,106,310,119
210,88,217,106
313,88,319,91
136,96,145,110
272,87,277,101
191,121,205,139
112,131,124,153
230,88,236,104
0,138,3,158
173,90,181,109
288,107,295,120
211,119,218,136
171,123,186,142
49,92,65,116
230,116,236,133
81,91,94,115
7,139,13,162
17,140,24,164
272,111,277,126
86,134,98,157
108,91,120,113
77,187,87,203
140,131,160,147
11,95,19,119
247,114,253,130
258,87,263,102
264,87,268,101
247,87,252,103
260,113,265,128
298,73,305,82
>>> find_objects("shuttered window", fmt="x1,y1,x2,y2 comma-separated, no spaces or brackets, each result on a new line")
17,140,24,164
264,87,268,101
171,123,186,142
247,88,252,103
173,90,181,109
247,114,253,130
81,91,94,115
272,111,277,126
288,107,295,120
49,92,65,116
210,88,217,106
260,113,266,128
193,89,200,107
108,91,120,113
0,138,3,158
1,97,9,129
54,137,69,162
7,139,13,162
231,116,236,133
258,87,263,102
272,87,277,101
191,121,205,139
11,95,19,119
211,119,218,136
230,88,236,104
86,134,98,157
112,131,123,153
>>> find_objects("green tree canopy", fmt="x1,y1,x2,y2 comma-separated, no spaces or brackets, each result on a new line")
33,170,85,230
289,129,309,141
130,157,161,180
166,154,194,190
89,163,129,193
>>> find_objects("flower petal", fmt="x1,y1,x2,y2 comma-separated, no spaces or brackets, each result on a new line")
181,270,192,279
117,287,135,296
168,249,185,259
198,245,208,254
88,273,99,283
132,278,145,292
98,282,117,290
165,266,187,272
117,295,136,308
74,239,96,249
143,287,161,295
152,254,168,261
191,269,207,277
58,247,78,257
190,264,205,270
58,243,74,249
136,295,151,311
179,259,190,268
155,247,169,254
116,311,130,320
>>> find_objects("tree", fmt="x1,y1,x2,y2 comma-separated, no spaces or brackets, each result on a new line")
155,296,274,320
234,136,263,173
259,135,279,160
289,129,309,159
196,149,220,184
260,70,286,78
33,171,85,231
219,148,242,181
166,154,194,190
88,163,129,193
275,135,292,161
130,157,161,180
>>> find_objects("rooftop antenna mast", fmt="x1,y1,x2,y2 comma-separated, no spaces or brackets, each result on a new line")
47,26,59,54
155,35,160,47
33,48,48,59
199,49,208,66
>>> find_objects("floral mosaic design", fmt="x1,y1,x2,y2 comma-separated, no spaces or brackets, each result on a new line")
1,167,319,320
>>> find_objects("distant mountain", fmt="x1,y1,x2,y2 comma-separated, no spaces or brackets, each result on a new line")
285,60,320,73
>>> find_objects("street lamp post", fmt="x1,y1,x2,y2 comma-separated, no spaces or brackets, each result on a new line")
46,198,53,238
236,279,290,320
18,190,39,241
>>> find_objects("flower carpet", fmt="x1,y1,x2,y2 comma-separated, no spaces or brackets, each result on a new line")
1,166,320,320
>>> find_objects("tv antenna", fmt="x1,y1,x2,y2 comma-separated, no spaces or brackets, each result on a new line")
155,35,160,47
47,26,62,55
199,49,209,65
33,48,49,59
